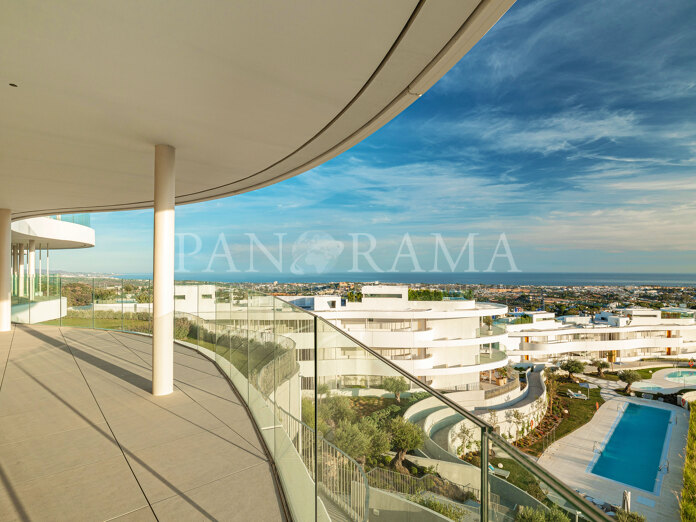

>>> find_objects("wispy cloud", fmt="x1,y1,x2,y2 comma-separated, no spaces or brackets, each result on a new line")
51,0,696,274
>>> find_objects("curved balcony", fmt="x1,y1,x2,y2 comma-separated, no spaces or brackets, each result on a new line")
6,277,607,522
346,326,507,350
11,216,95,249
517,336,680,355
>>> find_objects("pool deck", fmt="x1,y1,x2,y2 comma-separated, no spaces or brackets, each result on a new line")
538,386,688,521
633,368,696,394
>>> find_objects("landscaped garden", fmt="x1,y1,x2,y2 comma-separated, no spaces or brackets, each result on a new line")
514,367,604,457
681,402,696,521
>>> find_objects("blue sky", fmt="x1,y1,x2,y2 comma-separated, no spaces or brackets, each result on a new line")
54,0,696,276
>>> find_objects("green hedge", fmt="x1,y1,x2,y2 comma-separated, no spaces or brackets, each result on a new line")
682,404,696,520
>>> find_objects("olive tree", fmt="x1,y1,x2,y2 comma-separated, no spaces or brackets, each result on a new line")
591,359,610,377
383,376,410,403
560,360,585,381
388,417,424,474
618,370,642,393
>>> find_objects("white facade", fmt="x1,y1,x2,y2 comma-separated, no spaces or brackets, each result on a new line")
9,215,96,326
282,285,509,391
505,307,696,363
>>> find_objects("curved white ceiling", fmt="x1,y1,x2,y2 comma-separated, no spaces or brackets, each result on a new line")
1,0,514,219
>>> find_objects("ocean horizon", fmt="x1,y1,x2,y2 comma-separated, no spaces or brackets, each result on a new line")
110,272,696,287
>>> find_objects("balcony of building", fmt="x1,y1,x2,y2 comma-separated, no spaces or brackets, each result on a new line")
0,325,284,521
2,281,608,522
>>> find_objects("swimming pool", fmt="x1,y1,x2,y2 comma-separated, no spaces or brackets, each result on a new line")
665,370,696,385
591,403,672,493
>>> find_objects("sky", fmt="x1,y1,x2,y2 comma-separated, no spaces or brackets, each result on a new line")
53,0,696,276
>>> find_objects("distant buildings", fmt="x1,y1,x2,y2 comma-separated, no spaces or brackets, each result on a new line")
505,307,696,363
282,285,510,397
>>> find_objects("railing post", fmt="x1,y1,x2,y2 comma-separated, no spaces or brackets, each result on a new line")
59,276,62,327
481,428,489,522
313,314,318,521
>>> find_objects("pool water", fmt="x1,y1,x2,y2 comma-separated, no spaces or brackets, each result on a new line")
666,370,696,385
591,403,671,492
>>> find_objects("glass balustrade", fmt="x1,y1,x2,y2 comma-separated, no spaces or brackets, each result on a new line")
50,213,91,227
12,276,608,522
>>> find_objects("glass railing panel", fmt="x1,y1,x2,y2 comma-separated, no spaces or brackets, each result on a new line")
315,318,484,522
121,278,152,333
487,437,603,522
32,274,63,326
191,281,215,357
172,281,200,354
60,276,94,328
214,283,230,370
272,296,315,522
52,213,91,227
93,277,123,330
247,290,277,456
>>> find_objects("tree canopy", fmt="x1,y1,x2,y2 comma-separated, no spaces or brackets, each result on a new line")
618,370,642,393
382,376,409,403
560,360,585,379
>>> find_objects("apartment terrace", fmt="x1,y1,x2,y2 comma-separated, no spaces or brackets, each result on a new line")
0,325,284,521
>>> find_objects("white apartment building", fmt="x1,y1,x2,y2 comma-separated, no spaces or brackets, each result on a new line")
504,307,696,364
282,285,509,393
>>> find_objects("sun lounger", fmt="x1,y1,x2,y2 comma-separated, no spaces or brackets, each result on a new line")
566,390,588,400
488,464,511,479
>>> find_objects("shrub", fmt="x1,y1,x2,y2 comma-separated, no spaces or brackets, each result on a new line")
408,496,469,521
515,506,569,522
682,404,696,521
174,317,192,340
615,508,646,521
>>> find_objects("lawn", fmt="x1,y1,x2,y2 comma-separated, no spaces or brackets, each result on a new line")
585,371,619,381
489,456,545,502
590,366,672,383
524,381,604,456
633,366,671,379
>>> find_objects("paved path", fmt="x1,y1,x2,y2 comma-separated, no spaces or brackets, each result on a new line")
0,325,286,521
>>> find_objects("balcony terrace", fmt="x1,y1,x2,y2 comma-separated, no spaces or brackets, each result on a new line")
0,325,284,521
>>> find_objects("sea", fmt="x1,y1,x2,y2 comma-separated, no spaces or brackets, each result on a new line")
114,272,696,287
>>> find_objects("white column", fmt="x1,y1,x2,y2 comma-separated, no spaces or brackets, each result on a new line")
46,248,50,297
11,244,16,296
152,144,175,396
38,245,42,295
0,210,11,331
13,245,19,296
18,244,25,298
28,240,35,300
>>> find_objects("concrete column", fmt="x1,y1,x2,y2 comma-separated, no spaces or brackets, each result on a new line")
10,244,16,296
46,249,50,297
13,244,19,296
38,246,42,295
152,144,175,396
0,210,11,332
28,240,35,300
18,244,25,298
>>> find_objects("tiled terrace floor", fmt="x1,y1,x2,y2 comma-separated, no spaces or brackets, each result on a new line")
0,325,285,521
